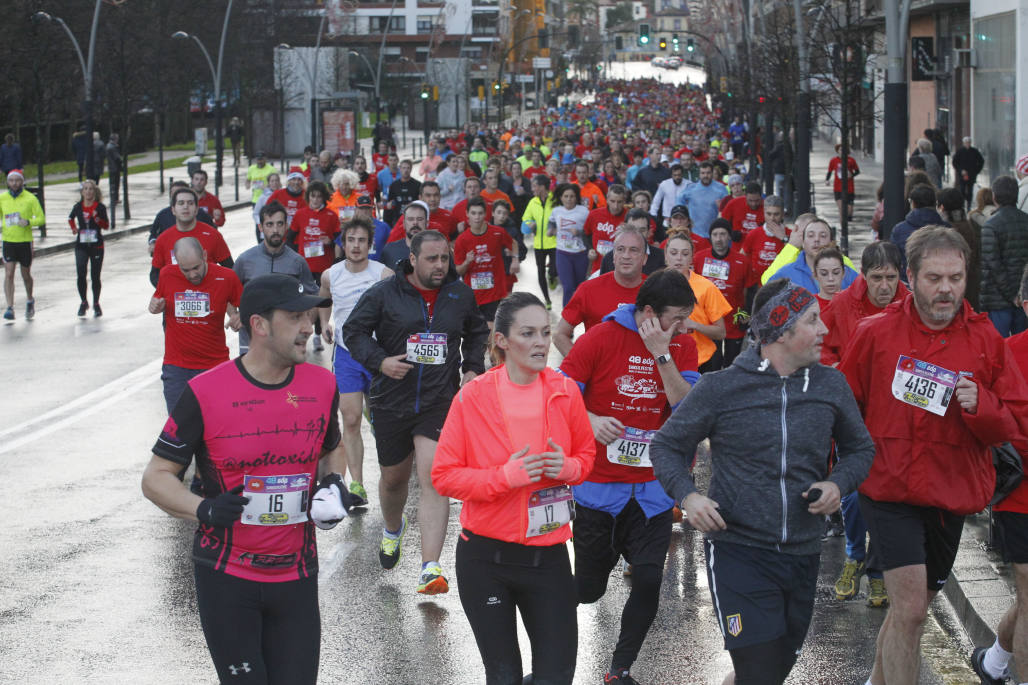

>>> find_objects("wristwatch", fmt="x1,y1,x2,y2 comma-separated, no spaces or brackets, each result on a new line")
656,352,672,365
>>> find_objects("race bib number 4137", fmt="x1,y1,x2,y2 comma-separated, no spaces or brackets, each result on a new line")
891,355,957,417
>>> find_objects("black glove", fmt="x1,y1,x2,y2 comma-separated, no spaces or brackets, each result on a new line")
196,484,249,527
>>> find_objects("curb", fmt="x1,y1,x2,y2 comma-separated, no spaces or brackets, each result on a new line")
34,201,251,258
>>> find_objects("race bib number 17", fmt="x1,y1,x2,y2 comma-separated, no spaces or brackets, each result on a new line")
891,355,957,417
526,485,575,537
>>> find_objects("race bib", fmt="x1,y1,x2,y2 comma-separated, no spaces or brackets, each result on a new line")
606,426,656,467
339,206,355,220
303,241,324,258
597,240,614,256
241,474,310,526
4,212,21,227
252,180,264,191
526,485,575,537
701,257,730,281
891,355,957,417
557,227,584,252
79,229,98,244
470,271,494,290
406,332,447,365
173,291,211,318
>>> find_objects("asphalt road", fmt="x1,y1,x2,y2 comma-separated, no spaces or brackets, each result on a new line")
0,205,982,684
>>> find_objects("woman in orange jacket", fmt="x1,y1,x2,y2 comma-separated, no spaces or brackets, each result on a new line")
432,292,595,685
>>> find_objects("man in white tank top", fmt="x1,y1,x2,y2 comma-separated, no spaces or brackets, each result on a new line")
319,216,393,504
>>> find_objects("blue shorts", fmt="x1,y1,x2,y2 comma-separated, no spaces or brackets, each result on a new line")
333,345,372,394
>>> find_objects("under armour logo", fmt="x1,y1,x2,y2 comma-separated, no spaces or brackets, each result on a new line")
228,663,252,675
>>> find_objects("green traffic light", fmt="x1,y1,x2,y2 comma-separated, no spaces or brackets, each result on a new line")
640,36,649,44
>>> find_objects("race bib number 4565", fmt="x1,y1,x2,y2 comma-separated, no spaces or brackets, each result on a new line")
891,355,957,417
406,333,447,365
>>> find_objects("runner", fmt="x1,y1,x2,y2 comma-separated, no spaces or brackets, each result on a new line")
245,151,275,204
432,292,595,685
720,181,765,239
838,226,1028,685
694,219,751,369
663,232,732,370
651,279,874,685
233,201,318,354
318,217,394,507
148,236,243,413
142,272,347,685
192,169,225,228
557,268,700,685
453,197,517,327
548,183,591,306
766,218,857,294
740,197,788,292
269,171,308,226
68,178,109,318
1,169,44,320
380,201,428,271
554,225,647,356
343,230,489,594
149,187,233,288
288,180,341,353
583,184,629,273
522,174,558,308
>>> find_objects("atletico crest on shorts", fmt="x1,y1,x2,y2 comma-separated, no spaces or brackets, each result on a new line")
726,613,742,637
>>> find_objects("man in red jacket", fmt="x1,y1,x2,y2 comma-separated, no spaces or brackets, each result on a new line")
839,226,1028,685
970,267,1028,684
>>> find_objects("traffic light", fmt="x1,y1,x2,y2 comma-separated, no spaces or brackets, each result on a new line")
432,86,439,101
719,76,727,93
420,85,430,100
658,38,667,50
687,38,695,52
672,34,679,45
638,23,650,45
492,81,500,93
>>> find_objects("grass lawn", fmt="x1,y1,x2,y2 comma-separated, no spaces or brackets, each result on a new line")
44,155,193,185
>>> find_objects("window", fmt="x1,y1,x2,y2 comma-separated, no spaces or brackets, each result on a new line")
417,15,434,34
415,47,431,64
371,15,406,33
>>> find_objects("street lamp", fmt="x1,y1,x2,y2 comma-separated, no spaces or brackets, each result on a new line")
349,50,382,130
277,13,327,151
172,0,234,197
33,2,104,193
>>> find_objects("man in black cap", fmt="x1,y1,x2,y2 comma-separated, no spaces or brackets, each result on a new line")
143,272,358,685
350,194,392,263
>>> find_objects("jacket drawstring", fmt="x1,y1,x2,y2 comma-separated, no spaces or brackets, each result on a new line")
759,358,770,372
803,368,810,393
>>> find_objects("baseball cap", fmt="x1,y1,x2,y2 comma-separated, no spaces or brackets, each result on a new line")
356,195,374,208
1016,154,1028,176
239,273,330,325
256,151,267,159
670,204,690,218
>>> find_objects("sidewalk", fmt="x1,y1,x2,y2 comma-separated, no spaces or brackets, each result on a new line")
807,136,883,260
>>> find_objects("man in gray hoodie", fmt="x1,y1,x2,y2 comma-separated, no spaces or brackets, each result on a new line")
650,279,874,685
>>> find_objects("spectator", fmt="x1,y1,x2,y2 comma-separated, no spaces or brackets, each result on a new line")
106,133,123,211
937,187,980,309
72,126,89,182
969,187,997,232
89,132,105,182
0,134,23,176
1017,154,1028,212
980,175,1028,336
952,136,984,210
910,138,942,188
890,183,946,277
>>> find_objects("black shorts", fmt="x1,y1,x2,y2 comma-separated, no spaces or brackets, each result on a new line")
859,494,964,590
2,241,32,267
833,191,856,202
994,511,1028,564
370,404,449,466
573,498,673,582
704,538,820,651
479,299,500,322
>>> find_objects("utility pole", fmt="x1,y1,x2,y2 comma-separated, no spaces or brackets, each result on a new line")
881,0,912,239
791,0,811,217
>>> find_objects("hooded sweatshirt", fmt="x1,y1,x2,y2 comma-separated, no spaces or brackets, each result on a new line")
890,207,948,277
650,344,874,555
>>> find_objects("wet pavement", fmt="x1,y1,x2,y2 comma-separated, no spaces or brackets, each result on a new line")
0,171,987,685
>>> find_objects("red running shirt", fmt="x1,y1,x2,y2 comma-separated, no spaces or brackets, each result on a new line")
291,206,341,274
152,223,232,271
721,196,765,237
561,272,645,332
741,226,786,287
155,263,242,369
694,248,751,339
453,225,514,306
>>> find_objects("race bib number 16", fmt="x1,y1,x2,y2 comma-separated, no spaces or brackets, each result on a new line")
241,474,310,526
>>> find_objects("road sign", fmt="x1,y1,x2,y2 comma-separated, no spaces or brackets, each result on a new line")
532,57,551,69
516,74,534,82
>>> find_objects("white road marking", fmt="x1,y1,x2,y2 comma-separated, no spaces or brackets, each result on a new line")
0,358,163,456
318,541,358,586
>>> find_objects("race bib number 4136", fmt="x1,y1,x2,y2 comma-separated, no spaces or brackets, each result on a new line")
891,355,957,417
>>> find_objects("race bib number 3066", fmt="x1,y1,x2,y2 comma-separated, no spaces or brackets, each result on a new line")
891,355,957,417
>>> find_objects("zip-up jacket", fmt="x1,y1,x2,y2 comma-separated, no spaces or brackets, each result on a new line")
650,345,874,555
980,205,1028,311
839,295,1028,514
343,265,489,417
0,189,45,243
522,195,556,250
820,274,908,366
432,366,595,545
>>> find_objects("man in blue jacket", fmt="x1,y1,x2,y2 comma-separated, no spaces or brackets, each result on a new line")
890,183,947,278
677,161,728,238
651,279,874,685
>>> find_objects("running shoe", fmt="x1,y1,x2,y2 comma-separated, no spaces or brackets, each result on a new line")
378,515,407,569
545,301,552,311
25,299,34,320
833,558,866,600
970,646,1008,685
77,302,89,317
93,303,103,318
548,275,558,290
349,480,368,506
866,577,889,608
417,562,450,595
3,307,12,320
603,669,639,684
